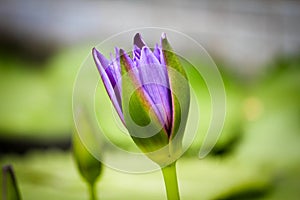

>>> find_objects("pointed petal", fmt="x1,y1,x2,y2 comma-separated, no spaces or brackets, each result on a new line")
120,49,138,77
92,48,124,123
110,48,122,106
161,33,190,146
133,45,141,60
139,46,173,133
153,43,161,63
134,33,146,49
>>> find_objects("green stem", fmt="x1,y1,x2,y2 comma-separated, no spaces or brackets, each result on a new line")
89,183,96,200
161,161,180,200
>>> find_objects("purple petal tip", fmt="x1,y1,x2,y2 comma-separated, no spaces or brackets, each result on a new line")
92,47,97,55
119,48,126,56
134,33,146,49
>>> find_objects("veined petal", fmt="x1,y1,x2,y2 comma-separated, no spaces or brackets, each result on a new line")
153,43,161,63
139,46,172,134
110,48,122,106
92,48,124,123
133,45,141,60
119,49,140,82
132,45,141,68
120,48,169,152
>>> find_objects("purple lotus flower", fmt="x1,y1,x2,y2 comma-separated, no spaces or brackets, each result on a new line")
92,33,190,164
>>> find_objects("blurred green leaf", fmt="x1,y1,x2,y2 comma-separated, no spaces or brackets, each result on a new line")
0,46,89,138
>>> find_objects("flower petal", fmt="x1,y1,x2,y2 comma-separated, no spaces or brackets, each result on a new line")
153,43,161,63
133,45,141,60
139,46,173,134
92,48,124,123
109,48,122,106
120,48,169,153
134,33,146,49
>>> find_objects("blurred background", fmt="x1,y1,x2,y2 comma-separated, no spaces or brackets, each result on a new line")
0,0,300,199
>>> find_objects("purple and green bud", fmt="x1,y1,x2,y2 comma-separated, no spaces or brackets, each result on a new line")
92,33,190,166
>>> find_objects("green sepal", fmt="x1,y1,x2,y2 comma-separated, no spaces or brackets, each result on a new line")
162,34,190,155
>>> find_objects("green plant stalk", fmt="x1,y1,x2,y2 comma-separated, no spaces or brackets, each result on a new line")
89,183,96,200
161,161,180,200
2,165,22,200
